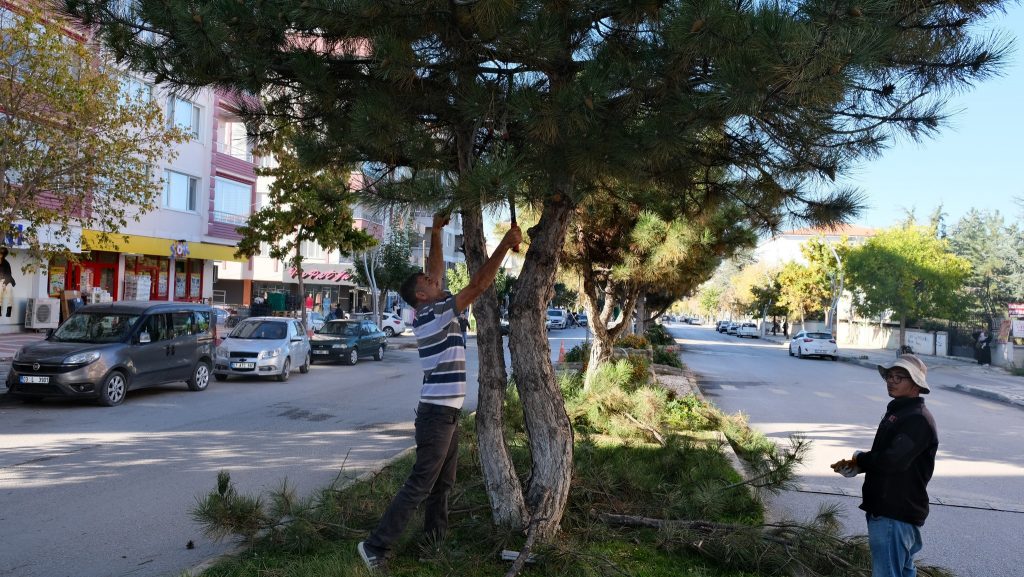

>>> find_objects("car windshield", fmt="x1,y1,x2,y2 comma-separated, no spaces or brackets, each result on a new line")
548,310,564,317
319,322,360,336
807,332,833,339
51,313,140,343
231,320,287,340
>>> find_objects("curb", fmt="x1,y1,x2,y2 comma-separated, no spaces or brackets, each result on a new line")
942,383,1024,410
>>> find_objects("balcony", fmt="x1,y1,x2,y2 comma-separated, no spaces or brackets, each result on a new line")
212,210,249,225
216,140,253,163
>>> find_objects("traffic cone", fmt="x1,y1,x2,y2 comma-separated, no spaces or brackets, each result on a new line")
558,340,566,362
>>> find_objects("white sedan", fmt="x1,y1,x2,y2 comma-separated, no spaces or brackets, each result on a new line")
788,331,838,360
379,312,407,337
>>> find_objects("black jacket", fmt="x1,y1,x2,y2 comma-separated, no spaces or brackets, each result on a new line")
857,397,938,526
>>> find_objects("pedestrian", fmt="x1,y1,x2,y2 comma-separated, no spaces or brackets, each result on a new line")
782,320,788,338
458,312,469,346
771,319,779,336
357,213,522,571
832,354,938,577
974,328,991,365
0,247,16,318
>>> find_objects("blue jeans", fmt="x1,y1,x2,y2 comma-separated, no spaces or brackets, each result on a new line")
867,513,923,577
365,403,460,554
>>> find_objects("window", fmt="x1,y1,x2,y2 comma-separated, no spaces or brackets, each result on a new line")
218,119,252,161
118,76,151,105
213,177,252,224
164,170,198,212
300,241,324,260
169,97,201,138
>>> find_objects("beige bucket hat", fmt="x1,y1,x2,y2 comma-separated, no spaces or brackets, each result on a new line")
877,354,930,394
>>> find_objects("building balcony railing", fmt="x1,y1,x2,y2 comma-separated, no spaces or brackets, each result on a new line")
212,210,249,225
216,141,254,163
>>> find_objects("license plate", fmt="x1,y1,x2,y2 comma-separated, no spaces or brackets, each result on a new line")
816,349,828,354
231,362,256,369
20,375,50,384
313,350,329,355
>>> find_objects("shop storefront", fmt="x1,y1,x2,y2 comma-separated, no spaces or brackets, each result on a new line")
282,264,363,315
2,224,83,333
80,231,240,303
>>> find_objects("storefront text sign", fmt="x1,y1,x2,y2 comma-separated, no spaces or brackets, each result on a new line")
287,267,354,283
1008,303,1024,317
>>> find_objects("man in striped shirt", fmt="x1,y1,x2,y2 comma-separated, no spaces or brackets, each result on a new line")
358,213,521,571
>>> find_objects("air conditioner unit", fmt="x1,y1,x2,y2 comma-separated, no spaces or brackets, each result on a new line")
25,298,59,330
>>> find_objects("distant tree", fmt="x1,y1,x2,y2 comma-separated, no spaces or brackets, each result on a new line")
0,7,185,265
947,209,1024,320
846,226,971,348
698,285,725,321
775,237,849,328
445,262,471,295
353,221,421,315
235,132,377,326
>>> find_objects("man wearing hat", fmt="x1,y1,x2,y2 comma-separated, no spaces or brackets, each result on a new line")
832,354,939,577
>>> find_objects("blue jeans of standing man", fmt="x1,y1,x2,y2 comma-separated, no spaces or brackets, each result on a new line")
867,513,923,577
364,402,460,556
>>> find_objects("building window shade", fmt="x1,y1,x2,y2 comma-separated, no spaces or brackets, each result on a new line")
213,177,252,224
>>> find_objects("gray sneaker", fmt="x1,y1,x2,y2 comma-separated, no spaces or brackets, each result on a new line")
357,541,386,572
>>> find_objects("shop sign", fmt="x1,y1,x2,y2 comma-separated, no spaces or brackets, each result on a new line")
1008,303,1024,317
4,223,82,252
286,266,355,284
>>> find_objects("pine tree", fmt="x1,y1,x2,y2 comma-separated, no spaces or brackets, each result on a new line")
65,0,1013,541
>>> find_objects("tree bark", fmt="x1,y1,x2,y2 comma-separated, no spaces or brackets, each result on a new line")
508,192,575,541
461,205,528,529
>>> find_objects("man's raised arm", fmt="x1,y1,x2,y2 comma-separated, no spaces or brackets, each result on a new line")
454,225,522,313
427,213,448,282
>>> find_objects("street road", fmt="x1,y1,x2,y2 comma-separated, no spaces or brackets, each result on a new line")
670,322,1024,577
0,341,476,577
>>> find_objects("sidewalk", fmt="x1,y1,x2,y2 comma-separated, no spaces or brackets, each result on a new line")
758,332,1024,409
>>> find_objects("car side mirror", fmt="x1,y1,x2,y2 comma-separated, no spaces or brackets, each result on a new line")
291,337,303,342
138,332,151,344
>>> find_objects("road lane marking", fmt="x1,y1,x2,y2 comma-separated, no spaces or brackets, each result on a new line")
769,388,790,395
814,391,836,398
720,384,737,391
795,482,1024,514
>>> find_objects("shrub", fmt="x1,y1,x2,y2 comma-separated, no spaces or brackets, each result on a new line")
645,324,675,346
564,342,590,363
653,346,684,368
622,355,651,391
614,334,650,349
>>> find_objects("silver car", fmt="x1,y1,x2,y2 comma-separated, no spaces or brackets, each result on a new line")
213,317,311,382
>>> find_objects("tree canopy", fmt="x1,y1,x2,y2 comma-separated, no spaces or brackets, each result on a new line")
846,225,971,345
947,209,1024,320
1,7,185,264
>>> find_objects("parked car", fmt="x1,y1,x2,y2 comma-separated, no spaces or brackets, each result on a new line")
214,317,311,381
6,301,215,406
310,319,387,364
378,312,406,337
224,306,250,328
788,331,839,360
305,311,326,332
212,306,232,325
576,311,588,327
736,322,760,338
499,315,510,335
726,323,740,335
547,309,568,330
716,320,730,332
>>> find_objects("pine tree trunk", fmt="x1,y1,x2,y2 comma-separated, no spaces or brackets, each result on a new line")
461,205,528,529
635,290,647,335
508,193,575,541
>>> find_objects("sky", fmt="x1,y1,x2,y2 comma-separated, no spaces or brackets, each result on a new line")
837,4,1024,230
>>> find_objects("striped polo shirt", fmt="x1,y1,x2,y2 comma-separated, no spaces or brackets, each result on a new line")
414,294,466,409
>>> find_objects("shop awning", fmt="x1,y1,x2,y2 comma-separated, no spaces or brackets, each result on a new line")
81,231,245,262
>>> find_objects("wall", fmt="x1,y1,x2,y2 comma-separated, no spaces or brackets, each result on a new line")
0,251,48,333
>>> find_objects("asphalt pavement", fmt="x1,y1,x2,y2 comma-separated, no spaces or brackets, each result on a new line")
756,331,1024,410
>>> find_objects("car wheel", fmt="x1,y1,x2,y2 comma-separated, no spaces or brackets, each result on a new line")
374,345,384,361
187,360,211,391
214,373,228,382
383,326,395,338
788,345,794,357
277,358,291,382
345,348,359,365
832,355,839,361
299,352,311,374
797,347,804,359
98,371,128,407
